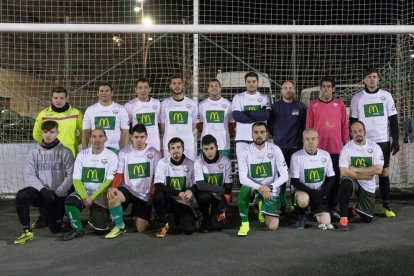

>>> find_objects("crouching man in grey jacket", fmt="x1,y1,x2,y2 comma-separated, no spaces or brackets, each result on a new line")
14,120,74,245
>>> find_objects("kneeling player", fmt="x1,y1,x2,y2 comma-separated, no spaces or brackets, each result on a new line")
105,124,160,238
337,121,384,231
14,121,74,244
194,134,232,233
237,122,288,236
153,137,196,237
63,129,118,240
290,128,335,230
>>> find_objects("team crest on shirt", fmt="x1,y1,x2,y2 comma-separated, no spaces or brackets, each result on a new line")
153,105,158,110
112,110,119,114
333,103,338,108
218,164,224,169
267,153,274,159
292,109,299,116
101,159,108,164
222,104,227,108
147,152,154,160
381,96,386,101
183,165,190,173
186,104,192,109
257,97,263,102
367,148,374,154
321,158,327,164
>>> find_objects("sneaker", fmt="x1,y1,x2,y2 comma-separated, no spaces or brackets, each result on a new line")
31,217,47,229
318,223,335,230
63,229,84,241
237,222,250,236
105,227,126,239
14,231,34,245
257,200,265,223
155,223,169,238
330,210,341,220
338,217,349,231
296,214,306,230
382,207,396,218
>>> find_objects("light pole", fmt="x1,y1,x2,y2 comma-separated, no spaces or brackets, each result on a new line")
134,0,152,77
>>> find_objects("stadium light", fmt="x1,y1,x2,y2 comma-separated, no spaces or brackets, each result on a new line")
134,7,141,12
143,17,153,26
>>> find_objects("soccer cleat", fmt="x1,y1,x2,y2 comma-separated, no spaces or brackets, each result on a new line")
14,231,34,245
382,207,396,218
105,227,126,239
296,214,306,230
63,229,84,241
338,217,349,231
257,200,265,223
318,223,335,230
155,224,169,238
237,222,250,236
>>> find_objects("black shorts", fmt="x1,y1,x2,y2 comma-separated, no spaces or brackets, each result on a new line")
377,142,390,168
118,186,152,221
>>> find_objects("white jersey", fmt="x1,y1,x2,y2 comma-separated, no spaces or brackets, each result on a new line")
73,148,118,208
160,96,198,160
232,91,270,141
154,156,194,192
339,139,384,193
83,102,130,149
117,144,161,202
124,97,161,151
350,89,397,142
290,148,335,191
198,97,234,151
237,142,289,195
194,154,233,186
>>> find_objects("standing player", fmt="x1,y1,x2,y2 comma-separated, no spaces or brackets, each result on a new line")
306,76,348,218
350,68,399,217
14,121,74,244
237,122,288,236
63,129,118,240
124,78,161,152
194,135,233,233
105,124,161,238
153,137,196,237
33,86,82,157
290,128,335,230
268,80,307,213
232,72,271,160
82,83,130,153
161,75,198,160
337,121,384,230
197,79,235,157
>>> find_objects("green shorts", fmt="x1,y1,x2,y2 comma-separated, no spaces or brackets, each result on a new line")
349,179,375,217
88,204,110,231
260,195,280,217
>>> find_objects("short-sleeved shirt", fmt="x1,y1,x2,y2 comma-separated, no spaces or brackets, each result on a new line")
83,102,130,150
198,97,234,151
350,89,397,143
117,144,161,202
232,91,270,141
290,148,335,191
194,154,232,187
154,156,194,192
124,97,161,151
339,139,384,193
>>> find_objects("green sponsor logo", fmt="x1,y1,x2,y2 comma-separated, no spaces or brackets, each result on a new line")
206,110,225,123
82,167,105,183
94,116,116,130
166,176,186,191
250,162,273,178
363,103,384,117
203,173,224,186
351,157,373,168
169,111,189,124
304,167,325,183
243,105,261,111
128,162,150,179
136,112,155,126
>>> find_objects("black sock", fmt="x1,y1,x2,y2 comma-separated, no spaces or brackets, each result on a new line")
23,225,31,232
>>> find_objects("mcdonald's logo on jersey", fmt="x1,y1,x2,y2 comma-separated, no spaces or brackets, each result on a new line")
82,167,105,183
203,173,224,186
166,176,186,191
136,112,155,126
243,105,261,111
169,111,189,124
206,110,224,123
351,157,372,168
94,116,116,130
363,103,384,117
250,162,273,178
304,168,325,184
128,162,150,179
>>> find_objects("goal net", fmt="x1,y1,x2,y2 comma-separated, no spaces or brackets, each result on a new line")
1,0,413,194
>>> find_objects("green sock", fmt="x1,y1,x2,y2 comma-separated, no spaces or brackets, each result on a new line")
238,185,251,223
280,183,286,207
65,205,83,231
109,205,125,228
